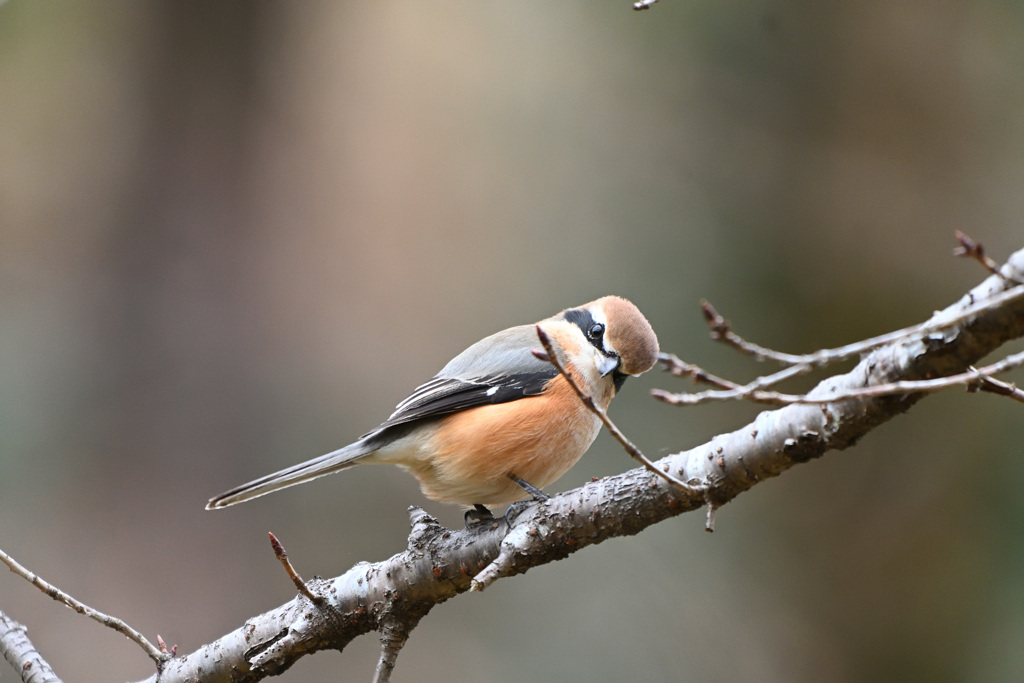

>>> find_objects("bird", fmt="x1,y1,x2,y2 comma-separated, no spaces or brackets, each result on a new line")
206,296,659,521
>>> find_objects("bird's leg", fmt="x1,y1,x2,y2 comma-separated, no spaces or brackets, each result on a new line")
464,503,496,529
503,473,549,526
507,474,549,502
466,476,550,530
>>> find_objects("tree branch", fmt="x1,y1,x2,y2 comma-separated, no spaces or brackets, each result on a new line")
0,610,62,683
0,547,168,667
653,348,1024,406
135,245,1024,682
268,532,323,605
954,230,1024,285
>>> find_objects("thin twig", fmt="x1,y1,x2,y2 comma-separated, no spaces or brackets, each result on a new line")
699,284,1024,372
268,532,322,604
657,352,813,403
954,231,1024,286
702,301,813,365
665,282,1024,405
657,352,743,390
0,547,166,665
700,237,1024,371
704,499,717,533
533,325,696,493
969,369,1024,403
654,349,1024,406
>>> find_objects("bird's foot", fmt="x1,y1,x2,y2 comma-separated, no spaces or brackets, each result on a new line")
502,474,550,526
502,500,534,526
464,503,498,530
466,476,550,530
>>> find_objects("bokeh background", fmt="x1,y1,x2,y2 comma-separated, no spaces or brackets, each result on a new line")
2,1,1024,681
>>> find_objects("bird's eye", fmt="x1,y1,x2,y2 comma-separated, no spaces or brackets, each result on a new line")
588,323,605,340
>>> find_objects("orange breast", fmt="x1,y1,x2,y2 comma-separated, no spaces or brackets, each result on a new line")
414,375,602,506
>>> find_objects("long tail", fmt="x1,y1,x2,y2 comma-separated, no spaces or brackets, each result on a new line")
205,441,373,509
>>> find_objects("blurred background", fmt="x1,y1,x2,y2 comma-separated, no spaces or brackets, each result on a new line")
2,1,1023,681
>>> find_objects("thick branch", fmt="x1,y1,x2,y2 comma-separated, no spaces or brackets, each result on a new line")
142,247,1024,682
0,610,62,683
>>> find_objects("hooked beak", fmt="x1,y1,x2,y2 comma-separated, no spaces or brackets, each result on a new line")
596,353,620,377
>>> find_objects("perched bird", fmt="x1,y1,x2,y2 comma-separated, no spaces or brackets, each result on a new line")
206,296,659,520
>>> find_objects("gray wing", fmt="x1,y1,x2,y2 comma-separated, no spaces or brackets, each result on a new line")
369,324,556,433
205,324,554,509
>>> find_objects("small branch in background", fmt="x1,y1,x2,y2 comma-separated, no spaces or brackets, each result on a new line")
0,547,167,667
0,610,62,683
969,368,1024,404
954,231,1024,285
533,325,698,493
656,352,811,404
269,532,322,605
704,499,717,533
701,286,1024,374
656,346,1024,407
657,352,741,390
702,301,813,365
658,234,1024,409
373,617,411,683
156,635,177,658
